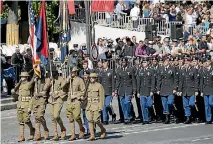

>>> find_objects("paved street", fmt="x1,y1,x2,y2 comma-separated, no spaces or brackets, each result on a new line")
1,97,213,144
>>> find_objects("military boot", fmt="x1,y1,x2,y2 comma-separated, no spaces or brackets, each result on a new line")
68,122,76,141
26,121,35,140
164,114,170,124
34,123,41,141
50,123,59,141
88,122,95,141
41,117,49,140
96,121,106,139
184,116,191,124
57,117,66,140
77,119,85,139
18,124,25,142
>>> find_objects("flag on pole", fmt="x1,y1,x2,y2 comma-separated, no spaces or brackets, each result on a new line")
35,0,48,66
91,0,114,12
59,1,71,63
67,0,75,15
28,0,41,77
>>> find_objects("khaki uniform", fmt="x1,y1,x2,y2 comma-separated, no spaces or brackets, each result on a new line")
48,76,66,140
32,78,50,140
86,81,106,140
65,76,86,140
16,79,35,142
17,81,34,124
66,76,85,122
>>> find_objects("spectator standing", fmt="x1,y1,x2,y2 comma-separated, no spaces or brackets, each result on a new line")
23,48,33,77
2,56,15,95
97,38,108,60
143,4,150,18
135,41,150,57
115,1,125,28
11,46,24,82
130,4,140,31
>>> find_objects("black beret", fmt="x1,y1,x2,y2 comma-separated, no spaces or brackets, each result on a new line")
73,44,78,47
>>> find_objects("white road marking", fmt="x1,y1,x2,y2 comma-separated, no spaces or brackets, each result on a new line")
192,136,213,142
1,116,17,120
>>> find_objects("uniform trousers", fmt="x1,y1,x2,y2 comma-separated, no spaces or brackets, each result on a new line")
140,96,153,121
204,95,213,122
161,95,174,114
182,96,195,117
119,95,132,121
103,95,112,122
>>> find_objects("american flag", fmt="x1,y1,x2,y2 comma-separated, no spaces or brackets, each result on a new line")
28,1,41,77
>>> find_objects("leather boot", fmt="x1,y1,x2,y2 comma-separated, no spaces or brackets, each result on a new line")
68,122,76,141
88,122,95,141
41,117,49,140
77,119,85,139
26,121,35,140
18,124,25,142
34,123,41,141
50,123,59,141
57,117,66,140
96,121,106,139
164,114,170,124
184,116,191,124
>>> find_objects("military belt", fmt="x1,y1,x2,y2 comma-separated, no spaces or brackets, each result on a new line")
21,97,31,102
88,98,99,103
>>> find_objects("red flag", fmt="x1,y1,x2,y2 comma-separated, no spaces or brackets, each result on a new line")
91,0,114,13
67,0,75,15
0,1,3,14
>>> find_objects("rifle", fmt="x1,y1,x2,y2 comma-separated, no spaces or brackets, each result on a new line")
82,80,90,101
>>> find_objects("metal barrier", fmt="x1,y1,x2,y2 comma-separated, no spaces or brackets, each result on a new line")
71,8,210,37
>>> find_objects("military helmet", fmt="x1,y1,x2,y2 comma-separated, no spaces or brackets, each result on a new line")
72,67,79,72
20,72,30,77
90,73,98,78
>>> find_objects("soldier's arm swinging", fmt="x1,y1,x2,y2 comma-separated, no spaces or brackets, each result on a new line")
99,85,105,111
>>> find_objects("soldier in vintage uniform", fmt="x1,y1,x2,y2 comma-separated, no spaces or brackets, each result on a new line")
86,73,106,141
178,57,199,124
137,57,156,124
48,66,66,141
11,72,36,142
157,56,178,124
64,67,86,141
32,69,50,141
115,58,136,124
100,59,116,125
200,56,213,124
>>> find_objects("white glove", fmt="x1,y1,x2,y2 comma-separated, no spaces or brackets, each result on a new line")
179,92,182,96
195,92,199,96
137,93,140,98
200,93,204,97
157,91,160,95
150,92,153,96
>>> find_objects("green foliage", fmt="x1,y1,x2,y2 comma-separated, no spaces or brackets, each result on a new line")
1,1,59,35
0,4,9,19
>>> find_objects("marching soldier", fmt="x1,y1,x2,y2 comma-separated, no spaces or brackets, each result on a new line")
133,58,142,120
100,59,116,125
137,57,156,124
115,58,136,124
11,72,36,142
64,67,86,141
48,66,66,141
32,69,49,141
86,73,106,141
178,57,199,124
157,56,178,124
200,56,213,124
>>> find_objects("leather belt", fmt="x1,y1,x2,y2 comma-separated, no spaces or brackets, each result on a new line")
21,97,31,102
